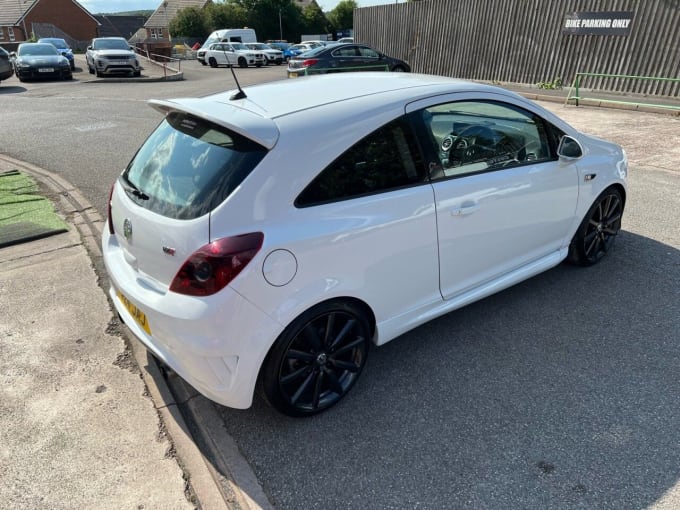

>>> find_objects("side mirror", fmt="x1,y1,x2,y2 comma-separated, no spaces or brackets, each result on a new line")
557,135,583,159
87,46,92,50
9,52,16,58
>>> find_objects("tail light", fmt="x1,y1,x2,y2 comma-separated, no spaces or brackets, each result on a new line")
169,232,264,296
301,58,319,68
107,183,115,235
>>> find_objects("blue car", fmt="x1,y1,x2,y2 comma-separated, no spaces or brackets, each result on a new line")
267,41,303,61
38,38,75,70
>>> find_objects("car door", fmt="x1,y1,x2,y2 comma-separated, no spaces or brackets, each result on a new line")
356,45,384,71
407,94,579,300
330,45,361,70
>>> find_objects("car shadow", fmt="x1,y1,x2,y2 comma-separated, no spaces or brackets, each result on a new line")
0,85,27,94
200,229,680,509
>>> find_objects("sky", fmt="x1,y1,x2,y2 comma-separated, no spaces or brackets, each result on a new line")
78,0,391,16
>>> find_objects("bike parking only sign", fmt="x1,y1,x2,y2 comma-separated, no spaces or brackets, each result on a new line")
563,11,635,36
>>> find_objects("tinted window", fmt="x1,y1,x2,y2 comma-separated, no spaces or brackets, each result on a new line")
357,47,379,58
296,117,426,207
122,112,267,220
333,46,359,57
414,100,553,180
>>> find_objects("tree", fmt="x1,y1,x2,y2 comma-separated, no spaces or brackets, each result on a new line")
327,0,357,32
302,3,331,36
168,6,209,38
204,2,248,33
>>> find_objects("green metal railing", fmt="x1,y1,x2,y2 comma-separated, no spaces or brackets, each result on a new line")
566,72,680,111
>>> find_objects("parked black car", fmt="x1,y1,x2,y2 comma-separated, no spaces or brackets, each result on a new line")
0,46,14,83
12,43,72,82
286,43,410,78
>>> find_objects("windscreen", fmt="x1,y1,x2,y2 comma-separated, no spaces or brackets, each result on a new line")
121,112,267,220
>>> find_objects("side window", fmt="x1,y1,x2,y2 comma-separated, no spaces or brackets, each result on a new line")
296,117,426,207
358,47,379,58
414,100,553,181
333,46,358,57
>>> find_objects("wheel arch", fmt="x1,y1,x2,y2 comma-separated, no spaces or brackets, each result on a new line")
256,296,377,381
609,182,627,209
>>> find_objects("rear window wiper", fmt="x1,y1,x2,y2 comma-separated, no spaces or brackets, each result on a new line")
121,179,149,200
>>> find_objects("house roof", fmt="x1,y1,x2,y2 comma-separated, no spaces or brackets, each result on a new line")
0,0,99,27
145,0,211,28
0,0,35,25
96,15,148,39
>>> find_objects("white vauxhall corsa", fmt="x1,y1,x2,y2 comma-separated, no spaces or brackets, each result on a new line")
103,73,628,416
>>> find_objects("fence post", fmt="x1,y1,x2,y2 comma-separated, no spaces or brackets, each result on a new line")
575,74,580,107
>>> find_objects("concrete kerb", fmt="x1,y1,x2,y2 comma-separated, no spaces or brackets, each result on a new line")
0,154,255,510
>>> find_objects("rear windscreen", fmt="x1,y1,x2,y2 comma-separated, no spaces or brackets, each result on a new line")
122,112,267,220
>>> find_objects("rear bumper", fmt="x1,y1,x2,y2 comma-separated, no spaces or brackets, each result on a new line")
102,227,283,409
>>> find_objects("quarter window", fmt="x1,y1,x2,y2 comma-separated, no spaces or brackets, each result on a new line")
414,100,553,180
296,117,426,207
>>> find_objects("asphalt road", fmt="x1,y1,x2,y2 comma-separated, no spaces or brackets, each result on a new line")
1,59,679,509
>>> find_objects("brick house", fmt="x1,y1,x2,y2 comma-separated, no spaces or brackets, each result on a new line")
144,0,211,43
0,0,99,46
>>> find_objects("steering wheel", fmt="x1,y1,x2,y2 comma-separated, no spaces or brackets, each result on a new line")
441,125,497,165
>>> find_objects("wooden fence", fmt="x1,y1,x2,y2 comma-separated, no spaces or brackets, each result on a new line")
354,0,680,97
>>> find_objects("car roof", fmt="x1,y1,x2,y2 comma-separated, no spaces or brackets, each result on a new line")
148,73,511,149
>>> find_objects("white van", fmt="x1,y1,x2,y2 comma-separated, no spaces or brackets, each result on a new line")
197,28,257,65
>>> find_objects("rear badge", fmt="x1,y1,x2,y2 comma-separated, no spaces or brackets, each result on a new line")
162,246,176,256
123,218,133,241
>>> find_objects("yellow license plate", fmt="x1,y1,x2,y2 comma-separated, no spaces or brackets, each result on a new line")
117,290,151,335
288,72,298,78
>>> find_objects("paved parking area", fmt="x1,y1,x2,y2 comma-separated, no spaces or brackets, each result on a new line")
1,64,679,509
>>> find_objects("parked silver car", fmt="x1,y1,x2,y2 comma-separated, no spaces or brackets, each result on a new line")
246,43,283,65
86,37,141,77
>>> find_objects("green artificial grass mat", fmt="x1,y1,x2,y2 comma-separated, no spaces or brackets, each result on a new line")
0,169,68,248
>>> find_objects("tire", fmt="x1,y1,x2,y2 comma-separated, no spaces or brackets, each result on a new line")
208,57,217,68
200,60,207,66
255,62,262,68
261,300,371,417
391,65,406,72
88,63,94,75
568,187,624,266
133,70,141,77
238,57,247,68
95,69,102,77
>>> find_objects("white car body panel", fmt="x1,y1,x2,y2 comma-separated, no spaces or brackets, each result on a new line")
102,73,628,411
433,160,578,299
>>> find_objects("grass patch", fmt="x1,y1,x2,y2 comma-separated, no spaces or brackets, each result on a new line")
0,169,68,248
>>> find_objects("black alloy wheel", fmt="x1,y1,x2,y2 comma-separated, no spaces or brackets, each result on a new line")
569,187,623,266
238,57,248,68
209,57,217,68
262,301,371,417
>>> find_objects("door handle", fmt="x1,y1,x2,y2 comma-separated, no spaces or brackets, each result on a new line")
451,202,479,217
